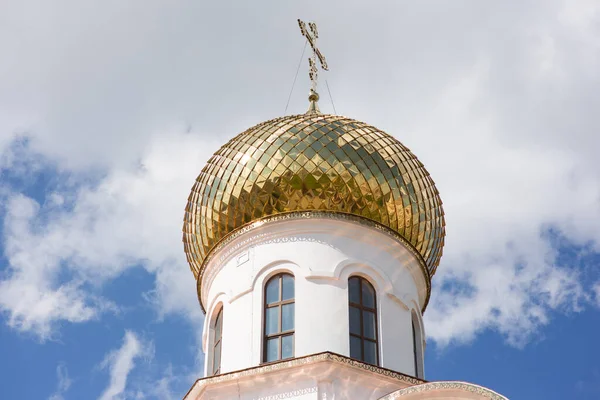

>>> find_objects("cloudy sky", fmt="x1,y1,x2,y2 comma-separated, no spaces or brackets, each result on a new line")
1,1,600,399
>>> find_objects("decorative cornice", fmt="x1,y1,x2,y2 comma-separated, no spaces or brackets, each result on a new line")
196,211,431,314
379,381,508,400
184,351,425,399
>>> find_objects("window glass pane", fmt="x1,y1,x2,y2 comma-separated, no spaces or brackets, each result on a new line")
213,342,221,374
350,335,362,360
282,303,294,332
361,280,375,308
266,277,280,304
364,340,377,365
363,310,376,340
349,306,361,335
413,319,421,378
282,335,294,359
412,320,418,356
215,311,222,340
266,306,279,335
266,337,279,362
282,275,294,300
348,277,360,304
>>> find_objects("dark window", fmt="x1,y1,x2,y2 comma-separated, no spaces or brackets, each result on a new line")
348,276,379,365
412,311,423,378
212,308,223,375
412,318,418,377
263,274,295,363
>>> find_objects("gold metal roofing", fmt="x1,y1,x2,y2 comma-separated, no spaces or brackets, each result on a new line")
183,112,446,281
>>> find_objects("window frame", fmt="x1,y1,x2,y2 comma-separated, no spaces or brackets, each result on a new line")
262,273,295,363
212,307,223,376
348,276,379,366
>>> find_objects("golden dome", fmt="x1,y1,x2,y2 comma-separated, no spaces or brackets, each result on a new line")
183,112,446,283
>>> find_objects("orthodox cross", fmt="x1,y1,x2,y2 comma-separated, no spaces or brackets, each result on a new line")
298,19,329,93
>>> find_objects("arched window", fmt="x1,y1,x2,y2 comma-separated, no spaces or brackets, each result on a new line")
348,276,379,365
263,273,295,363
212,307,223,375
412,310,424,378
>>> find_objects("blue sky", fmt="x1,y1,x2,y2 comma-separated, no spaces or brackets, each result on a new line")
2,1,600,399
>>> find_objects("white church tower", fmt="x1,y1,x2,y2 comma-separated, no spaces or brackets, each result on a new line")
181,20,507,400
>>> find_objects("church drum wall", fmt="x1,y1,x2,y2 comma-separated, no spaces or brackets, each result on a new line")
200,216,427,378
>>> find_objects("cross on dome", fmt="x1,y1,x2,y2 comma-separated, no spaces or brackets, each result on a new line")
298,19,329,113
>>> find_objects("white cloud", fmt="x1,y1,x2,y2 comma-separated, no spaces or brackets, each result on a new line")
48,363,72,400
594,283,600,307
0,130,211,338
416,57,596,345
128,330,205,400
0,0,599,351
0,194,103,339
132,364,178,400
98,330,149,400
